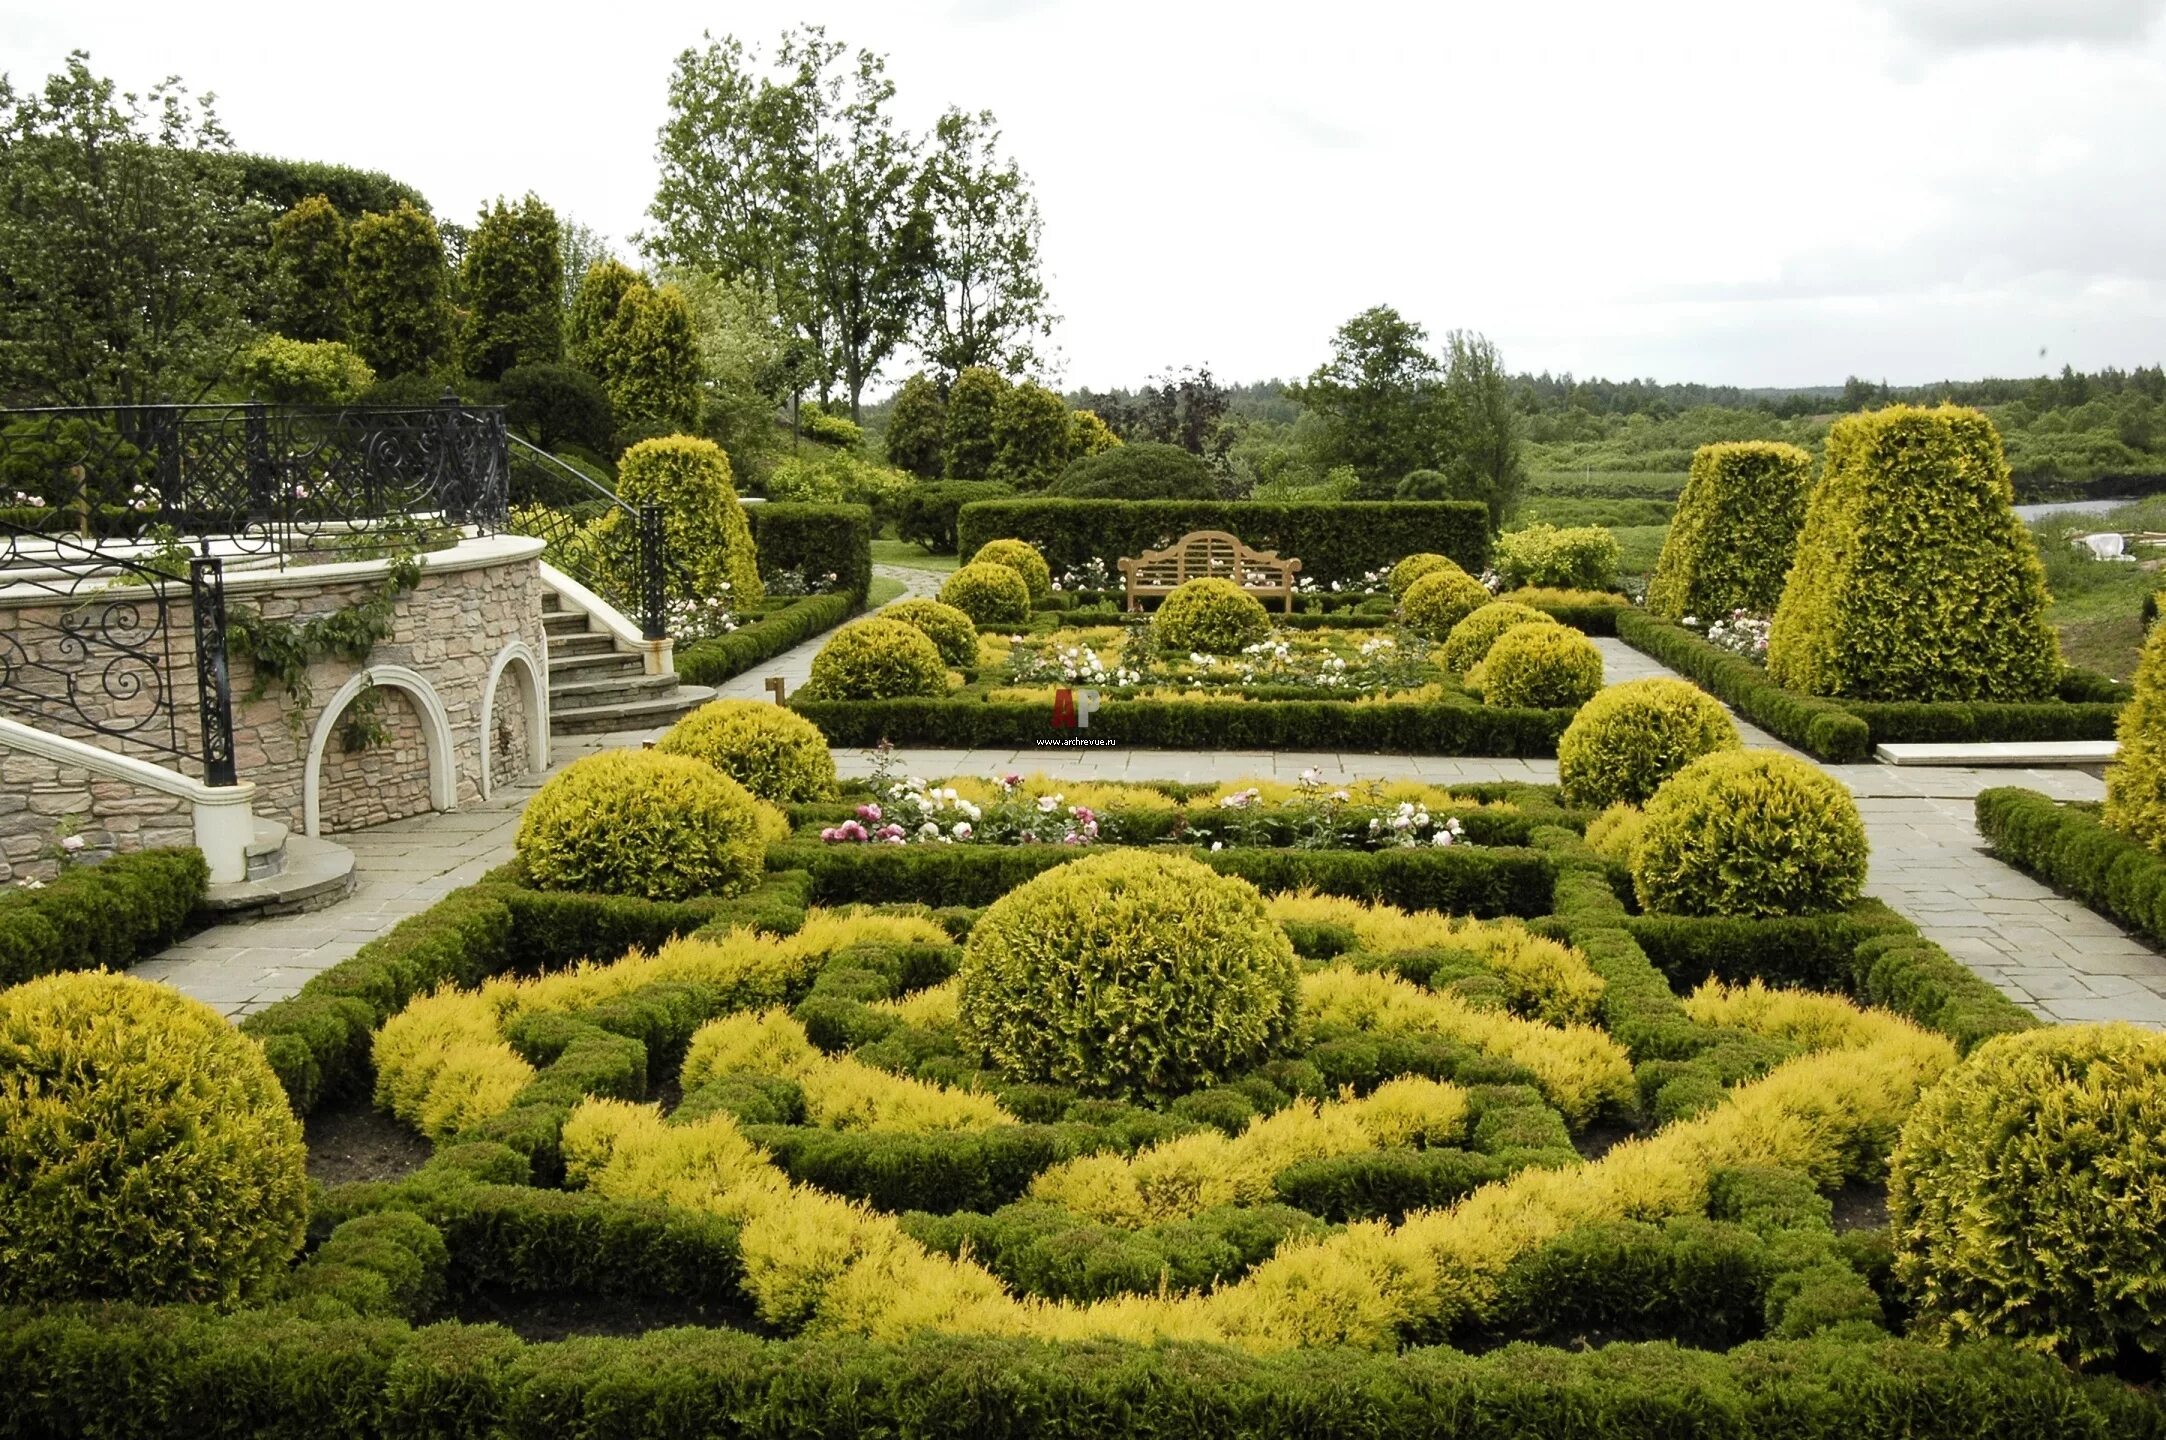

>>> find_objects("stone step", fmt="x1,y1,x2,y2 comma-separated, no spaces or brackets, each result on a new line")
542,610,594,637
549,670,686,709
548,632,618,659
547,650,647,681
548,684,717,735
244,818,289,882
1875,740,2119,767
199,830,356,918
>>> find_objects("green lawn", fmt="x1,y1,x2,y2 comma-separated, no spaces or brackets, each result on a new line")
2030,501,2163,680
866,575,907,609
871,538,960,573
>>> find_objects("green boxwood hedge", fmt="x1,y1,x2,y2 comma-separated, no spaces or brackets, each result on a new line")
0,848,207,986
675,594,858,688
1975,786,2166,949
746,502,873,601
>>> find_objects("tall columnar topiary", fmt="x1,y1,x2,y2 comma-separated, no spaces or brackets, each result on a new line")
942,366,1009,480
458,193,564,381
567,258,642,376
1890,1024,2166,1367
346,202,453,378
991,380,1072,487
268,194,350,343
611,435,762,604
1766,405,2059,701
1631,751,1867,917
606,283,703,437
1647,441,1814,621
2108,625,2166,851
885,372,948,478
959,850,1301,1099
0,973,308,1305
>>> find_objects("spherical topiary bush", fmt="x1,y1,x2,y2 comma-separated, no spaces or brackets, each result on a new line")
1890,1024,2166,1367
1556,677,1742,809
1478,623,1603,709
0,972,308,1304
655,699,837,804
803,617,950,701
1388,552,1452,602
1632,750,1867,917
960,851,1300,1099
940,561,1032,626
1440,601,1557,674
970,538,1052,602
1399,563,1493,641
882,598,980,670
1153,576,1271,655
516,750,769,900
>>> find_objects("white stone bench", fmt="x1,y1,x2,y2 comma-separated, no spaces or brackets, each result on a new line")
1875,740,2118,767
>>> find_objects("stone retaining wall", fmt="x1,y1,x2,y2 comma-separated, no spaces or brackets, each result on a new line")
0,746,195,886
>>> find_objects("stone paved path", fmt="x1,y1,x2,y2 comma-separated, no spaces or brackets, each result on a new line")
143,610,2166,1028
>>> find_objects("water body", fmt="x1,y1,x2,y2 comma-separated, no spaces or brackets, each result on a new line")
2015,498,2138,522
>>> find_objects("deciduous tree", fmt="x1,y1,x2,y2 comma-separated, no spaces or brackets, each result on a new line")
915,108,1052,377
1289,306,1453,495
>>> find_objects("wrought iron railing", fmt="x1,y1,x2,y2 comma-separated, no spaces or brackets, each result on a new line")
504,436,669,640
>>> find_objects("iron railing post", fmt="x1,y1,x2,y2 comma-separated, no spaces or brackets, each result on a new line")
243,400,277,522
435,389,465,524
639,503,668,641
189,555,238,787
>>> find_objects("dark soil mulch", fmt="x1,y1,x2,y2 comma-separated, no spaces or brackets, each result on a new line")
452,1287,762,1343
1829,1179,1889,1233
305,1098,431,1186
1573,1117,1639,1162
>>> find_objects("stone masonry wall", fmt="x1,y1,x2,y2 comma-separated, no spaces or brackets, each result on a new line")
490,669,531,790
315,684,435,835
0,746,194,886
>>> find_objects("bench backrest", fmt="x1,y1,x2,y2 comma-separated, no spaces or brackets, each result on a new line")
1121,530,1299,588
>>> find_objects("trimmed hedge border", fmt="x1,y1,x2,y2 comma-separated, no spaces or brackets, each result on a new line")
0,847,207,986
746,502,873,601
956,499,1491,584
675,593,859,688
1976,786,2166,949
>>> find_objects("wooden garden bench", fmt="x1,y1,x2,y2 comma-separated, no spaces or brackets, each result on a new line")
1118,530,1302,613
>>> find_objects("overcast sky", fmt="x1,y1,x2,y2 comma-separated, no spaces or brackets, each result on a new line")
7,0,2164,393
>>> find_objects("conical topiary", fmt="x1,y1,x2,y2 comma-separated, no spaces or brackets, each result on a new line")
1646,441,1812,621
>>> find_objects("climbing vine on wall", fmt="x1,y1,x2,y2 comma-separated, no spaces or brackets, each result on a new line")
226,551,425,745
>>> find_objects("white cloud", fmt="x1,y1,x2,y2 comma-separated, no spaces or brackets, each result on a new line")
1867,0,2166,51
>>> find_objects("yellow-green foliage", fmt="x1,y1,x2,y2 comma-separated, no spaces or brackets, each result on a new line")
970,538,1052,601
1440,602,1557,673
1583,803,1646,866
1890,1023,2166,1367
609,435,763,604
1477,623,1603,710
1633,751,1868,918
1190,778,1492,817
655,699,837,803
881,598,980,669
1684,979,1951,1060
1152,577,1272,654
960,850,1301,1099
1556,677,1741,809
1493,523,1619,593
939,562,1032,626
1399,564,1493,641
945,773,1180,814
2105,616,2166,851
1388,552,1452,601
1511,588,1628,610
0,973,309,1305
804,618,951,700
372,988,536,1140
1300,966,1632,1126
1647,441,1813,621
1263,894,1605,1025
876,977,961,1027
516,750,772,901
1766,405,2059,701
1032,1078,1468,1225
683,1008,1008,1132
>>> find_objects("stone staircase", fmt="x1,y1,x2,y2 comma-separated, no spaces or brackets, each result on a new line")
200,816,357,919
541,591,715,734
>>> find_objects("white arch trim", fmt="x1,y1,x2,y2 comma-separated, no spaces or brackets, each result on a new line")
479,639,548,800
303,665,457,838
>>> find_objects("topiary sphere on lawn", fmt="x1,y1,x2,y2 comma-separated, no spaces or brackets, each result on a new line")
1890,1024,2166,1367
655,699,838,804
959,850,1301,1099
940,561,1033,626
517,750,771,900
882,597,981,670
1440,601,1557,674
1399,564,1493,641
1631,750,1867,917
1153,576,1272,655
970,538,1052,601
1478,623,1603,710
1557,678,1742,809
804,617,951,701
0,972,308,1305
1388,552,1452,601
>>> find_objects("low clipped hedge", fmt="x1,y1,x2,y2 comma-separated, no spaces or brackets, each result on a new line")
0,847,207,986
1976,786,2166,947
746,501,873,600
1622,902,1912,992
675,593,858,688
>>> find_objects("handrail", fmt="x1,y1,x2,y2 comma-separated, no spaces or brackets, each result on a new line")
500,436,668,642
505,434,636,517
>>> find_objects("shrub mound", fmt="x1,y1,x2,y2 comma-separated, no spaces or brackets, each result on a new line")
655,699,838,804
1442,602,1558,674
1890,1023,2166,1366
1389,552,1452,601
1479,623,1603,710
1400,564,1493,641
1767,405,2058,702
958,850,1301,1098
516,750,770,900
1647,441,1812,622
1557,677,1742,809
1584,803,1645,866
1495,524,1619,593
2106,612,2166,851
882,598,980,669
1048,442,1217,499
0,972,308,1305
1154,577,1271,655
940,562,1032,626
970,538,1052,601
1632,751,1867,917
805,618,951,701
